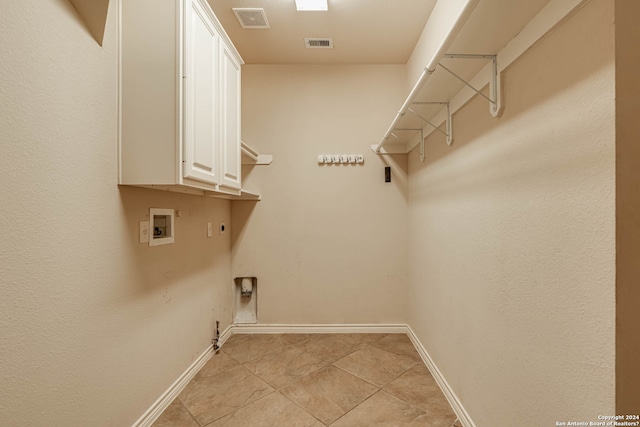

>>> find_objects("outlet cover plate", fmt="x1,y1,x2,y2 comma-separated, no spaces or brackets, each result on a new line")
139,221,149,244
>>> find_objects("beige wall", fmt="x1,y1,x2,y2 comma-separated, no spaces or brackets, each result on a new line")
407,0,616,425
0,1,232,425
407,0,470,84
615,0,640,414
233,65,409,325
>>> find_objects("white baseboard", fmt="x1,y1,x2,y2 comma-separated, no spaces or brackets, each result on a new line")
229,323,409,334
218,323,233,346
132,325,232,427
406,325,476,427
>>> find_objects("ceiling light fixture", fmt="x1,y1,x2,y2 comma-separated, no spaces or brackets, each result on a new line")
295,0,328,11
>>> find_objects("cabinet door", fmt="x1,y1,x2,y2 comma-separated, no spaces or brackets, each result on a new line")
218,43,242,190
183,0,219,185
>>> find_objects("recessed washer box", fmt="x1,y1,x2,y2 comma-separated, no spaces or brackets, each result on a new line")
149,208,174,246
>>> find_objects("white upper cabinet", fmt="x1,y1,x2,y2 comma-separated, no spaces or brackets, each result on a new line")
118,0,244,195
183,0,220,186
219,43,242,190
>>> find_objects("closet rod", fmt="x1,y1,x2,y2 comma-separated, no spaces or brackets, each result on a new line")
373,0,479,154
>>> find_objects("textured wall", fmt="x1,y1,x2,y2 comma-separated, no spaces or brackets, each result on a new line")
0,1,232,425
615,0,640,414
234,65,409,325
407,0,616,425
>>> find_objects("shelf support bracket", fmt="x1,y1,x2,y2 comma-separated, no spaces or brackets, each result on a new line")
409,102,453,147
388,128,422,157
440,54,503,117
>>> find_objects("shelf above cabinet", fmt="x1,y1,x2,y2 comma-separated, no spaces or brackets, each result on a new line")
241,142,273,165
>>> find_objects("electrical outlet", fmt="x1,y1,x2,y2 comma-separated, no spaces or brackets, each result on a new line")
207,222,213,238
139,221,149,244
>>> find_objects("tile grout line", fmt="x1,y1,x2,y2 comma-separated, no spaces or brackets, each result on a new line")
325,338,459,423
276,389,332,426
330,361,386,390
202,388,282,427
179,362,243,406
177,339,248,409
330,343,421,388
246,361,331,393
180,362,275,426
274,334,430,424
176,396,201,427
218,336,307,421
326,388,381,426
240,340,329,391
329,360,434,422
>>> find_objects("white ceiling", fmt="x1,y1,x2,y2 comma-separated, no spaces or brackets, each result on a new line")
208,0,438,64
209,0,552,67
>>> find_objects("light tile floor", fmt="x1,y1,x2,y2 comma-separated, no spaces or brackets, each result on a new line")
152,333,463,427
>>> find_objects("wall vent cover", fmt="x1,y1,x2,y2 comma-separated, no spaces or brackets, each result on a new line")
305,38,334,48
233,8,270,29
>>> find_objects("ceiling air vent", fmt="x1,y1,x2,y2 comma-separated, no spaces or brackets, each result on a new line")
232,8,270,29
305,38,334,48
